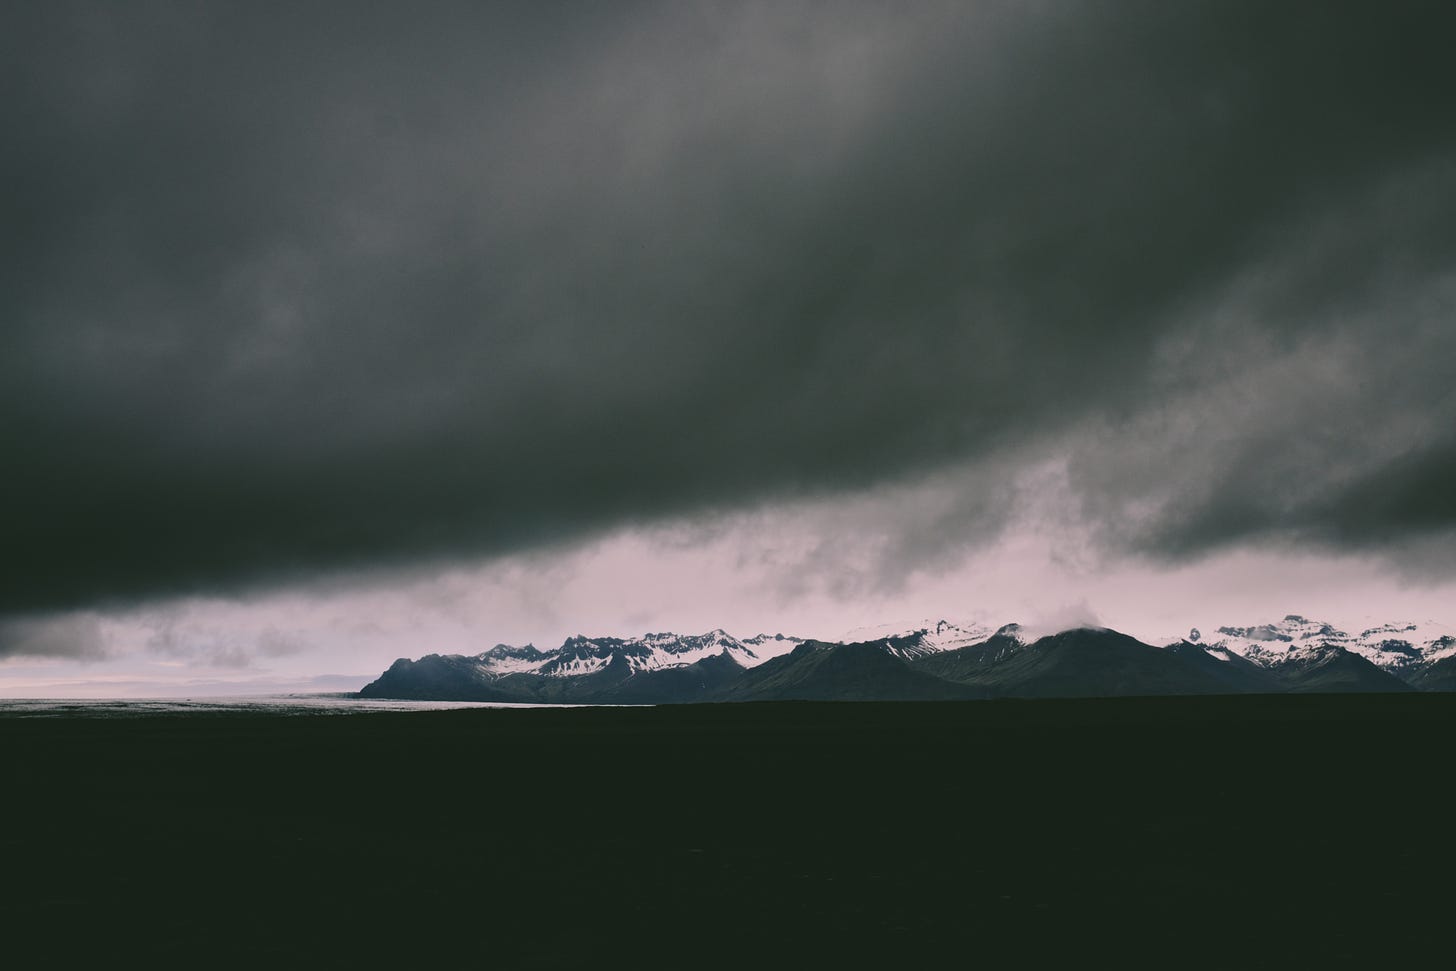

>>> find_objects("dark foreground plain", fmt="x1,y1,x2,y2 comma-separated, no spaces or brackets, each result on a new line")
4,695,1453,967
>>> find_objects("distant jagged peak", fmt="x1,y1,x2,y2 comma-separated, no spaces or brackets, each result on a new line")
736,632,803,664
466,628,813,678
556,634,630,657
1213,614,1454,647
475,642,555,675
1214,615,1349,644
1359,620,1418,639
475,642,543,661
741,632,800,645
639,629,736,649
839,617,995,646
1211,617,1345,662
1353,619,1455,650
1205,615,1456,672
834,618,1011,662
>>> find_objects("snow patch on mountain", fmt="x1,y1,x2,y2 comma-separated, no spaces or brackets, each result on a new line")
1427,635,1456,663
474,644,551,675
542,654,613,677
838,619,998,658
739,632,805,664
628,630,763,672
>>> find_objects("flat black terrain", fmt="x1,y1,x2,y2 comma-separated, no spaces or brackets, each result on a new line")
4,694,1454,967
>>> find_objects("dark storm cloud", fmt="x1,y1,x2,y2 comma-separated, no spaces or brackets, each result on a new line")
1064,169,1456,569
4,1,1456,616
0,614,106,660
145,611,306,668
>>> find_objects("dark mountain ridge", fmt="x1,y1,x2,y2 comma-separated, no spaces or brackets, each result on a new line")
715,640,987,702
360,620,1451,704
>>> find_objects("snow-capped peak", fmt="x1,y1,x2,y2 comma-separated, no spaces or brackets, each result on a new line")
469,630,808,678
1203,615,1456,672
993,622,1026,642
836,618,999,660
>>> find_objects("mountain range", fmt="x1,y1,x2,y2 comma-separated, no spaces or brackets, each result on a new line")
357,615,1456,703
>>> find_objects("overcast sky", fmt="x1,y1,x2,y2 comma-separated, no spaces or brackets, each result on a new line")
4,2,1455,695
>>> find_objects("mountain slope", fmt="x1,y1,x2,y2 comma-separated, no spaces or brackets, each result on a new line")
1408,651,1456,692
712,641,986,702
944,628,1255,699
360,654,536,703
594,652,749,704
909,626,1026,682
837,619,996,660
1160,641,1287,694
1265,645,1414,694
